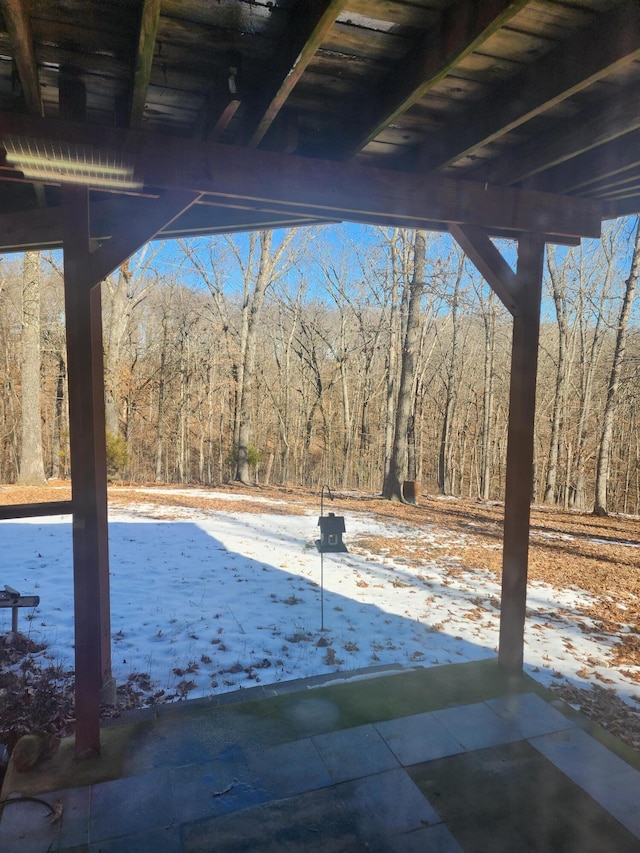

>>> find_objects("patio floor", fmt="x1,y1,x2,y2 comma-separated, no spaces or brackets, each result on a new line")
1,659,640,851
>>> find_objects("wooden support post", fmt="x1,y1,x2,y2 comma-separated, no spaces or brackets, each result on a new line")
59,69,112,757
499,232,545,672
62,185,113,757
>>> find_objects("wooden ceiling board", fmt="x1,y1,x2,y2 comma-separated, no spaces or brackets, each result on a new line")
160,0,280,33
477,25,558,63
447,51,526,83
30,18,137,61
0,0,636,252
510,1,596,36
320,20,412,62
311,51,388,82
155,19,276,64
344,0,447,28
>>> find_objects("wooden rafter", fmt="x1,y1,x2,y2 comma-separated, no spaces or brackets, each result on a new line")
339,0,529,160
578,169,640,199
130,0,161,128
247,0,348,149
0,0,42,115
537,131,640,195
487,82,640,186
206,98,242,144
423,0,640,171
0,113,602,239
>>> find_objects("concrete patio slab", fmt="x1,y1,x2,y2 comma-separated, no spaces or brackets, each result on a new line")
336,767,443,847
244,737,333,799
181,786,362,852
531,727,640,838
434,701,521,750
311,723,400,783
486,691,575,738
374,711,463,765
409,739,640,853
1,661,638,852
90,767,175,842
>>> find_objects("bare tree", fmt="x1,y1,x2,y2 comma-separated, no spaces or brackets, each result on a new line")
437,250,465,495
382,230,427,502
476,282,498,500
17,252,46,485
569,234,618,509
594,217,640,515
102,250,158,439
543,247,577,504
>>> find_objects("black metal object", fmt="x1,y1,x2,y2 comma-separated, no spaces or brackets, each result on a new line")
316,485,349,631
0,585,40,633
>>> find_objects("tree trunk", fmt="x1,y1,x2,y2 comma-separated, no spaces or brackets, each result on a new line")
383,229,401,487
438,255,464,495
594,217,639,515
480,290,496,500
50,353,66,479
543,249,571,504
382,231,426,502
18,251,46,485
154,315,168,482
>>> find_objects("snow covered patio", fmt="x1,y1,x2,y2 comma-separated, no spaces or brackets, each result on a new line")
2,660,640,851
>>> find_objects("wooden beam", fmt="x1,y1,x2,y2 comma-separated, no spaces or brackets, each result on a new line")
603,198,640,219
0,196,328,251
87,190,201,286
449,224,521,316
499,232,545,673
339,0,528,159
0,0,42,115
0,113,601,238
130,0,161,127
487,82,640,186
0,501,72,520
247,0,348,148
0,193,581,252
422,1,640,170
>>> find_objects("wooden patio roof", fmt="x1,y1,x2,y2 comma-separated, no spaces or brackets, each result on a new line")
0,0,637,251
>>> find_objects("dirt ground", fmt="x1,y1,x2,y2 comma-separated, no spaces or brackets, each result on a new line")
1,481,639,752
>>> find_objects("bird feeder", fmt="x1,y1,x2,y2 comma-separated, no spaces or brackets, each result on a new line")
315,485,348,631
316,511,348,553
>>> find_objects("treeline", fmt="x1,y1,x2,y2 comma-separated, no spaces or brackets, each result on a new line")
0,220,638,514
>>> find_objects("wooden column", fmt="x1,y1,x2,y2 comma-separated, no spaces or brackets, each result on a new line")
498,232,545,672
62,185,112,757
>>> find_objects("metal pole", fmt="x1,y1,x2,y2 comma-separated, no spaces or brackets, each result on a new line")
320,551,324,631
319,485,332,632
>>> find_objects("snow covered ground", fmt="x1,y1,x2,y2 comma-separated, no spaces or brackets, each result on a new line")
1,489,638,708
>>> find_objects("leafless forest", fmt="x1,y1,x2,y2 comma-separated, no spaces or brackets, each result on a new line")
1,219,638,515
